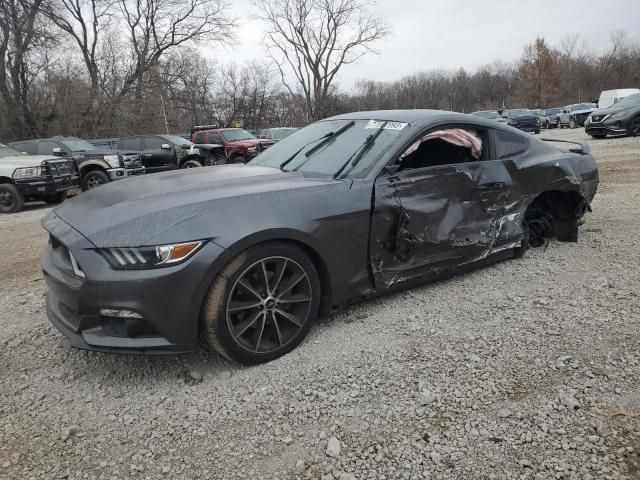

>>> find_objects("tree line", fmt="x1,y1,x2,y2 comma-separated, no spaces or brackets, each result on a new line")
1,0,639,142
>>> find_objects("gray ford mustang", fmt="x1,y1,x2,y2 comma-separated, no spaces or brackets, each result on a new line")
41,110,598,364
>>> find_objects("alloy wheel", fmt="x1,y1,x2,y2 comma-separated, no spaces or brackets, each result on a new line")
226,256,312,354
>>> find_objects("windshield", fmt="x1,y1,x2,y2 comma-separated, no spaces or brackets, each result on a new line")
165,135,193,146
571,103,595,111
249,119,407,178
472,111,500,119
509,109,533,117
272,128,297,140
546,108,562,115
220,129,255,142
615,93,640,108
0,144,22,158
61,138,97,152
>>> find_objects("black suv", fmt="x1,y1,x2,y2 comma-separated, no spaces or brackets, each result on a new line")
88,134,225,174
500,109,540,134
585,93,640,138
9,137,144,190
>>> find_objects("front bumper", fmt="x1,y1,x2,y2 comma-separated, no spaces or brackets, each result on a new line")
15,174,81,197
41,213,227,354
585,116,630,136
107,167,145,181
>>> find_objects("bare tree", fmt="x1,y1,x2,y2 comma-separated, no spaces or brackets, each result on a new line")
255,0,389,121
118,0,235,102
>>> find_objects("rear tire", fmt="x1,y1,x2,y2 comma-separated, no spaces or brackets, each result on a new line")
202,242,321,364
82,170,109,191
0,184,24,213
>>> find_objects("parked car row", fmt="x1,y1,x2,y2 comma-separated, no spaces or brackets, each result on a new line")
0,125,296,212
471,109,540,134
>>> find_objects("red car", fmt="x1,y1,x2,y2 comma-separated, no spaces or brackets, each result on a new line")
191,126,275,163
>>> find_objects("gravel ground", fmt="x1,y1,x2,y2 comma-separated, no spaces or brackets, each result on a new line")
1,128,639,480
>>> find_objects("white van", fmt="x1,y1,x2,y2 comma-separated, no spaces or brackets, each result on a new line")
598,89,640,109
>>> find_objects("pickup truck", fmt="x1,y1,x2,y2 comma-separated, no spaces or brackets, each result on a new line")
88,134,225,174
0,143,80,213
558,103,597,129
191,126,275,163
9,136,144,190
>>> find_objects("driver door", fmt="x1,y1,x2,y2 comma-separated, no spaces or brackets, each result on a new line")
368,127,512,288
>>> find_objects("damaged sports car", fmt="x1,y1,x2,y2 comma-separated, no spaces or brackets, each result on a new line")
41,110,599,364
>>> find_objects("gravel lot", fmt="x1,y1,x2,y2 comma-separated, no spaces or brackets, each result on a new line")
1,128,639,480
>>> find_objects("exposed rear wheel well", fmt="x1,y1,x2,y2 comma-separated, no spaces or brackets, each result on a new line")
524,190,586,247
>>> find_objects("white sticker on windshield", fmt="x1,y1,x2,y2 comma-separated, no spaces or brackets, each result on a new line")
365,120,408,131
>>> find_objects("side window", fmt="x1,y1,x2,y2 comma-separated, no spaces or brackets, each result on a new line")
397,127,486,171
144,136,165,150
193,132,205,143
120,137,142,150
11,142,35,154
493,130,528,159
37,141,60,155
207,132,223,144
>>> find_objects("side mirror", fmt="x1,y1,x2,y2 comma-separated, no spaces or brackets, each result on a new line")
52,147,64,156
161,143,171,150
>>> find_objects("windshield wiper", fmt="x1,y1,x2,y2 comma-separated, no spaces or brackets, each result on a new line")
279,120,355,171
333,121,388,179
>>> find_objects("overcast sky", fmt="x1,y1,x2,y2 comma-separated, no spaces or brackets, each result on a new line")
216,0,640,91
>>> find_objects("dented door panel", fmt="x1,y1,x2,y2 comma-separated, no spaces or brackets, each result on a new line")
370,161,517,288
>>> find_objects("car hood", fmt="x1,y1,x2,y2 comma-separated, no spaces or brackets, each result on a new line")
571,108,596,115
0,155,64,169
591,105,636,117
510,115,537,121
49,164,346,247
228,138,274,147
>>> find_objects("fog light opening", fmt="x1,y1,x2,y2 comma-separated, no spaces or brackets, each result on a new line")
99,308,143,319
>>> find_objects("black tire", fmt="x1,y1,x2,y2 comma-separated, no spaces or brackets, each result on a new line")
82,170,110,191
207,151,227,166
569,117,576,129
182,159,203,168
0,184,25,213
202,242,321,364
629,116,640,137
557,119,562,129
231,155,247,164
590,134,606,140
534,129,540,135
44,192,66,204
544,120,550,129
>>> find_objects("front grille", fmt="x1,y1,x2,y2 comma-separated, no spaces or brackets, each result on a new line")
123,155,142,168
46,161,76,178
575,113,589,122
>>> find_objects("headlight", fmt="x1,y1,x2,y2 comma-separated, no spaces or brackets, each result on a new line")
104,155,121,168
610,109,630,120
100,241,204,269
247,146,257,153
13,166,43,178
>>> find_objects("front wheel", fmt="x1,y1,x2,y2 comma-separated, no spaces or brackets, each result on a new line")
202,242,321,364
569,118,576,129
82,170,110,191
0,184,25,213
182,159,203,168
629,116,640,137
231,155,247,164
